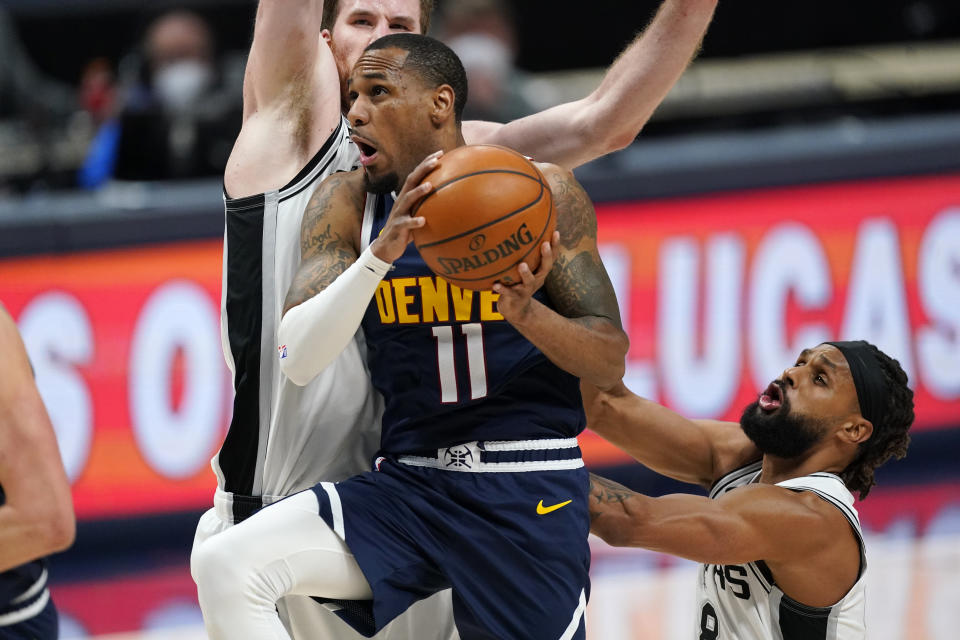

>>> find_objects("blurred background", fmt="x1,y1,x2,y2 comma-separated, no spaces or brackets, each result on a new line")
0,0,958,638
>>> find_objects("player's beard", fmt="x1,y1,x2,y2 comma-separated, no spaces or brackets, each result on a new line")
363,170,399,195
739,396,827,459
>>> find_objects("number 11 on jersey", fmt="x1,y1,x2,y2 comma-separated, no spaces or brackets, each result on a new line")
432,323,488,403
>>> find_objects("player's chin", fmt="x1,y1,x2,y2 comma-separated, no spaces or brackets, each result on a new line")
363,170,399,195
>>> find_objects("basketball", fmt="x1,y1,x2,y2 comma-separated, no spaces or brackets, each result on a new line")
412,144,556,291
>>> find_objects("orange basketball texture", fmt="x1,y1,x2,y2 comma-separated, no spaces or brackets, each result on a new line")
412,145,556,291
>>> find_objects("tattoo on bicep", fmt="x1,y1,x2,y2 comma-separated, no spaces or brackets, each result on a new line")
285,176,359,309
552,172,597,249
547,251,623,329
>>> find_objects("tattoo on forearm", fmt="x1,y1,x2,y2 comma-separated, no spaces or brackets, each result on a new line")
552,173,598,249
589,473,636,523
548,252,622,329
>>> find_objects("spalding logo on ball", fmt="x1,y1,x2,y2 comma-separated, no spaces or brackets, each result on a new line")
412,144,556,292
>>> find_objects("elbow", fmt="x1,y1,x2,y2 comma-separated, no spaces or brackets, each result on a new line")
596,331,629,390
279,356,313,387
277,309,315,386
46,510,76,554
33,501,75,556
603,127,642,154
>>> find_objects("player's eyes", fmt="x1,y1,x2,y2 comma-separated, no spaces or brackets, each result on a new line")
347,91,358,103
390,23,411,31
352,19,372,27
372,86,388,96
814,374,826,385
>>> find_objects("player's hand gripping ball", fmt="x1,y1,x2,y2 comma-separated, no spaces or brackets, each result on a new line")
411,145,557,291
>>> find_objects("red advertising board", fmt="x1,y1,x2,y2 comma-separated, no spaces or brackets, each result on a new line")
583,173,960,463
0,240,229,519
1,173,958,516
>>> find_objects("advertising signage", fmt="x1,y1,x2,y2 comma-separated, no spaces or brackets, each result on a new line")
1,173,958,517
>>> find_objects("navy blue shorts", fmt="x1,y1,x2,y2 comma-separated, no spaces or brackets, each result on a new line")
312,444,590,640
0,595,58,639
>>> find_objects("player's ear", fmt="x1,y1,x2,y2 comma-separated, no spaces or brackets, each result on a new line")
430,84,455,125
321,29,333,44
839,417,873,446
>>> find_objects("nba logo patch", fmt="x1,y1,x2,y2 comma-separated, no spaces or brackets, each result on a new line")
278,344,288,359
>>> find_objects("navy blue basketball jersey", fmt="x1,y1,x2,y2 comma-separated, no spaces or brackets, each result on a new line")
0,484,48,606
360,193,584,454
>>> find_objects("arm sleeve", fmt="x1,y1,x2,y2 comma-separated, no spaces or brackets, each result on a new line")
278,246,392,386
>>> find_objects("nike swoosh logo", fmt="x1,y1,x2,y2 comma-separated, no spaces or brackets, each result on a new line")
537,499,573,515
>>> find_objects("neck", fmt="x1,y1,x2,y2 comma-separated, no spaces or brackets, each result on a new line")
759,448,848,486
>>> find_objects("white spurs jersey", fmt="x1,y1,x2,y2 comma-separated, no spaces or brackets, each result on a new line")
213,117,383,522
696,462,867,640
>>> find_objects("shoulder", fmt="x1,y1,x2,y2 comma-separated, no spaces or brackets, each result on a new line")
534,161,570,185
309,169,366,211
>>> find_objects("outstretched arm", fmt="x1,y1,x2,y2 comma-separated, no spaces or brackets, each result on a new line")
0,307,75,572
581,381,758,489
494,165,628,389
463,0,718,169
589,474,841,566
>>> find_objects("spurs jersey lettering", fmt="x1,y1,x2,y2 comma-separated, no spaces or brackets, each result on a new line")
215,118,382,520
697,462,867,639
359,193,584,453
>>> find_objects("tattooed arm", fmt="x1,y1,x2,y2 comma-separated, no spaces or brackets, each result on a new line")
277,170,389,385
494,164,628,388
283,171,365,314
588,472,861,606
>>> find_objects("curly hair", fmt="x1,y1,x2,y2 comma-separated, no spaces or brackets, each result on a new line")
839,342,914,499
322,0,436,35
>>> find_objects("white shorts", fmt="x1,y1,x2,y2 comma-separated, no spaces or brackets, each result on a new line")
191,506,459,640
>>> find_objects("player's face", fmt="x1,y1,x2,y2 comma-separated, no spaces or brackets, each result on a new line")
740,344,861,458
347,48,439,194
325,0,422,109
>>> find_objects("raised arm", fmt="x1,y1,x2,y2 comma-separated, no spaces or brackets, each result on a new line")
494,165,628,388
462,0,718,169
0,307,75,572
242,0,339,119
581,381,758,489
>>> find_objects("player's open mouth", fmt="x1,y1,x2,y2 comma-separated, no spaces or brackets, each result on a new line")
352,136,379,166
758,381,783,412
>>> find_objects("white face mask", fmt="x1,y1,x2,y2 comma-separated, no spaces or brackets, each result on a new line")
154,60,212,112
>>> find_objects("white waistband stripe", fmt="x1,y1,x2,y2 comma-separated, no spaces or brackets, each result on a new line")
10,568,47,605
398,456,584,473
483,438,579,452
0,588,49,627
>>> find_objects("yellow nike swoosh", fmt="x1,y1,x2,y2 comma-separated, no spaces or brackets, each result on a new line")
537,499,573,515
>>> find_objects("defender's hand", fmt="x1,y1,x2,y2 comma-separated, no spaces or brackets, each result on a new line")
370,151,442,263
492,231,559,324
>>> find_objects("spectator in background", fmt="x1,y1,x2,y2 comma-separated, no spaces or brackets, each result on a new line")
439,0,538,123
84,10,243,185
0,7,76,121
0,6,84,193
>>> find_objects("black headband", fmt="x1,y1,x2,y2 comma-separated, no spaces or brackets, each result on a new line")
825,341,887,429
